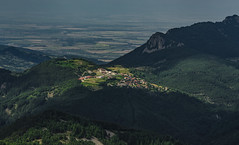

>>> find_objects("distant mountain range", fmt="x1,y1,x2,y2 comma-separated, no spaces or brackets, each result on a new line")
0,45,104,72
0,45,51,72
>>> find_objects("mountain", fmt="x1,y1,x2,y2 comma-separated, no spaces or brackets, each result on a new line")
0,69,13,84
0,110,182,145
110,15,239,109
0,45,51,72
0,45,104,72
1,58,239,145
111,15,239,66
0,69,14,98
1,15,239,145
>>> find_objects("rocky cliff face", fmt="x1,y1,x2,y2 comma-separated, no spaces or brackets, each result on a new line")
142,32,185,54
142,32,166,54
223,15,239,24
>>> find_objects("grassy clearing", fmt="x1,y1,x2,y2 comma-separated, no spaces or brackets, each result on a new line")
107,65,130,74
56,59,93,69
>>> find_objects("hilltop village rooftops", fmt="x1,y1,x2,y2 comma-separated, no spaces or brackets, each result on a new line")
78,68,118,81
77,67,168,92
78,76,93,80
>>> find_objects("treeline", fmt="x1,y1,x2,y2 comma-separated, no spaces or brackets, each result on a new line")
0,111,182,145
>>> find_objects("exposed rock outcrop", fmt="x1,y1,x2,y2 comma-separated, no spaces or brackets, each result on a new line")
223,15,239,24
143,32,166,54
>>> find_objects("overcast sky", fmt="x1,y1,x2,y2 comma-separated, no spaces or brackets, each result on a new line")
0,0,239,23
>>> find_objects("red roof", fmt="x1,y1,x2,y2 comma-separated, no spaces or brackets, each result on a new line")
78,77,84,80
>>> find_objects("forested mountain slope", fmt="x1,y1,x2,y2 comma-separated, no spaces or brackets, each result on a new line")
0,58,239,144
0,110,182,145
110,15,239,110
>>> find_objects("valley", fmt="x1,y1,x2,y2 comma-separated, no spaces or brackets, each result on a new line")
0,16,171,63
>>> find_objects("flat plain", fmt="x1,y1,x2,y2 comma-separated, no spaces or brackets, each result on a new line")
0,15,182,62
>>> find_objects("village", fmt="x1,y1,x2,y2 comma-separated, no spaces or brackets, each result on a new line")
78,68,116,81
78,67,169,92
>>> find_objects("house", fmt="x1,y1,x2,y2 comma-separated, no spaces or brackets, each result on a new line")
85,76,93,79
78,77,85,80
98,68,108,74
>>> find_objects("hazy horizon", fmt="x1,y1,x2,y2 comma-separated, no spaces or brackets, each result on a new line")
0,0,239,25
1,0,239,62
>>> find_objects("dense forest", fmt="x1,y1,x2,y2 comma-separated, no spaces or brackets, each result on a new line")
0,110,182,145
